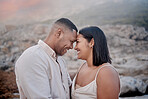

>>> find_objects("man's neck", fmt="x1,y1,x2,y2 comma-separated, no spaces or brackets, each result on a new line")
44,37,55,50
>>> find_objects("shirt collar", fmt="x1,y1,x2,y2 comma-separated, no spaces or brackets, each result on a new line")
38,40,57,60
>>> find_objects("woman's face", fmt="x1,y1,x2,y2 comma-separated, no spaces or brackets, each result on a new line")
74,34,91,60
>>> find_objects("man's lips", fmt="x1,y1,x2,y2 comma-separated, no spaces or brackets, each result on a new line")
63,49,67,53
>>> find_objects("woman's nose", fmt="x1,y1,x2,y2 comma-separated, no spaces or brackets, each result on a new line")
74,45,77,50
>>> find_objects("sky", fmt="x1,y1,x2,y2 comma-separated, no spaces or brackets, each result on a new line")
0,0,55,24
0,0,121,24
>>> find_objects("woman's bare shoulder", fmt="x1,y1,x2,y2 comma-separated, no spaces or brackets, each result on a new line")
96,65,119,85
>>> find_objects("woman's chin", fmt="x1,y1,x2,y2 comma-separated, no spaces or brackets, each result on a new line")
77,55,84,60
77,55,81,59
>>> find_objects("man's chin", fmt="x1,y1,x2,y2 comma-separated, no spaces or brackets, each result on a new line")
62,52,67,55
61,50,68,55
60,53,65,56
58,52,66,56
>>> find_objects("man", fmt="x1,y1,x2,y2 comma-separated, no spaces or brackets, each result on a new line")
15,18,78,99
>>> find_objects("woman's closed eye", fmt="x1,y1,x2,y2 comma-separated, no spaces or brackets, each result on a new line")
76,41,79,43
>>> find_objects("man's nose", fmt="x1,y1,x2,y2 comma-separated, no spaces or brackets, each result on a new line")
70,44,73,49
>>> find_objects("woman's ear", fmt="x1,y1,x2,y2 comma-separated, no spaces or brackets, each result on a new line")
89,38,94,48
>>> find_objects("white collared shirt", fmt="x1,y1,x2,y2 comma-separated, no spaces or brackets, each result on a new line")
15,40,72,99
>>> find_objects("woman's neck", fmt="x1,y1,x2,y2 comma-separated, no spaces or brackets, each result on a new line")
86,49,94,67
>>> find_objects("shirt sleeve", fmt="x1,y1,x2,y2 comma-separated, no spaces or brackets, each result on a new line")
16,52,52,99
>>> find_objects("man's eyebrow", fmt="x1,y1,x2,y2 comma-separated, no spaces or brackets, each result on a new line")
72,39,77,42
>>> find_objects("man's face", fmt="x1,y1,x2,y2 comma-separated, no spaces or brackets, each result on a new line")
55,29,77,56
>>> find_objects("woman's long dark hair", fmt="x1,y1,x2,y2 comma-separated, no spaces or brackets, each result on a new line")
79,26,111,66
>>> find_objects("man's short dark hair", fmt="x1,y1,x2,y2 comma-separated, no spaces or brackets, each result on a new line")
55,18,78,32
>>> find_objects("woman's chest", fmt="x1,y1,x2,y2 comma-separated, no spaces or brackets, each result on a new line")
76,69,98,87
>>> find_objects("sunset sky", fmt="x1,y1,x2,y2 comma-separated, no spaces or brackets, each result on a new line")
0,0,118,24
0,0,55,24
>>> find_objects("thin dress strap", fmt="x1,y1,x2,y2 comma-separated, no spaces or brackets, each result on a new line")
95,64,113,80
76,62,86,75
73,62,86,89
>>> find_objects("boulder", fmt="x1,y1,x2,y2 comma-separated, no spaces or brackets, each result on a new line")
0,24,7,34
120,76,147,96
119,95,148,99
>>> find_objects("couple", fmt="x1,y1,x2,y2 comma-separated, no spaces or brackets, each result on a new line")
15,18,120,99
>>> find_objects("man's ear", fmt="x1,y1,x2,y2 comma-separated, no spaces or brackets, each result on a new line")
55,28,63,39
89,38,94,48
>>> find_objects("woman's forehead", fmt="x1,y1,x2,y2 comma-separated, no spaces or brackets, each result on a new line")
77,34,83,38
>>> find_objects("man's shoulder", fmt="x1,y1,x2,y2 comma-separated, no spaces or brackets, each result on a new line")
16,45,49,68
25,45,40,52
24,44,46,55
18,45,44,60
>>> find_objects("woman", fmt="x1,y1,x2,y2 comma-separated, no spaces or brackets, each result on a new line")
71,26,120,99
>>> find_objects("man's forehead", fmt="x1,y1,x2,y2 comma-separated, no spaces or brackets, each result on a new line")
76,34,83,40
72,29,77,40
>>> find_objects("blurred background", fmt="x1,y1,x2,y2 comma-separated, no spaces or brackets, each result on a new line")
0,0,148,98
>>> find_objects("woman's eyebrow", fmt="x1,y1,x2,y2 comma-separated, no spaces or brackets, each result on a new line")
77,38,80,40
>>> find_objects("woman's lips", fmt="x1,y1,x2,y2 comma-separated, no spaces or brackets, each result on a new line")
77,50,80,54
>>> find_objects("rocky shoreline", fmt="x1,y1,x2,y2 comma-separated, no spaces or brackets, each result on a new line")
0,24,148,98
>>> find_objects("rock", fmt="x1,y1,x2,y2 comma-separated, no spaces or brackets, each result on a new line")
1,46,9,54
120,76,147,96
11,47,20,54
31,24,51,34
111,36,135,47
5,25,17,32
0,24,7,34
64,49,78,61
119,95,148,99
113,54,148,76
0,70,18,98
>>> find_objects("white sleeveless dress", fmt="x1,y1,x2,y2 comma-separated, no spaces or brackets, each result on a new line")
71,63,118,99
